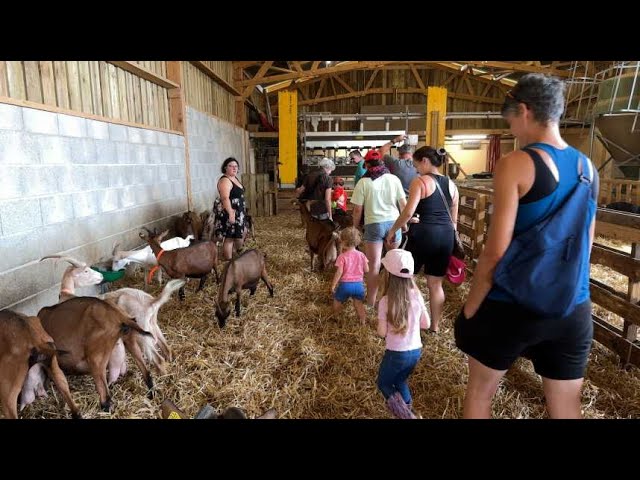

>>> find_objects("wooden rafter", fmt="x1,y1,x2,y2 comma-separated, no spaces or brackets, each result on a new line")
410,64,426,90
242,61,273,98
296,87,503,107
459,61,571,77
107,61,178,89
332,74,354,93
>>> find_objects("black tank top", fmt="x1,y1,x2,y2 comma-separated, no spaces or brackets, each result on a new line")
221,176,244,200
414,174,452,226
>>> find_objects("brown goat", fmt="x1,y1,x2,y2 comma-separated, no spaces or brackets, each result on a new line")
175,211,203,243
140,228,220,301
214,249,274,328
38,297,154,412
0,310,81,419
299,203,341,271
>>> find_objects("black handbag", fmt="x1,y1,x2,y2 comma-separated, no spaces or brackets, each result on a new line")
430,174,465,260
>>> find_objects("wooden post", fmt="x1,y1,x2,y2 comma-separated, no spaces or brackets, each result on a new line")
474,194,487,258
234,65,246,128
166,61,193,211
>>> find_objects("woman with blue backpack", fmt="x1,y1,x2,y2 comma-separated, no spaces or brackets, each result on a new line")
455,73,600,419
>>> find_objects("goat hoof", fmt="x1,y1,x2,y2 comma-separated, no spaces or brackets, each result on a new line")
101,399,112,412
71,412,83,419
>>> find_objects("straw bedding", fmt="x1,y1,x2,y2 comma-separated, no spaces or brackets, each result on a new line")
18,217,640,419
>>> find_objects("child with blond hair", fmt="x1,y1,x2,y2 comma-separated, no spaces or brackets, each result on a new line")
377,249,430,419
331,227,369,323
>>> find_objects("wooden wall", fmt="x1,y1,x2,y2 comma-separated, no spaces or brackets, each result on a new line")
0,60,241,130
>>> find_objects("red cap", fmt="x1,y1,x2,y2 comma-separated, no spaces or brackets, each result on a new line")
364,150,381,161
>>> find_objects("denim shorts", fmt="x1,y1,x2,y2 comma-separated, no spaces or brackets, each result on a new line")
334,281,366,303
363,221,401,244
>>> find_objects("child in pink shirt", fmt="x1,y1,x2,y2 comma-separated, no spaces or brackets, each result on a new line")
331,227,369,323
377,249,430,419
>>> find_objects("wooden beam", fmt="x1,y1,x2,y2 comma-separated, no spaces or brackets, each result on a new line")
238,61,394,87
296,87,503,106
314,78,327,100
0,95,180,134
364,70,379,91
597,209,640,229
165,61,193,210
410,64,426,90
311,61,321,71
291,61,303,73
460,61,571,77
591,279,640,326
233,65,246,128
233,61,260,68
190,61,241,96
591,243,640,282
107,61,178,89
242,61,273,98
332,74,354,93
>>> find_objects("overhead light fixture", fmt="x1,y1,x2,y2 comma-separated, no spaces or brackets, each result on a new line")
325,61,332,66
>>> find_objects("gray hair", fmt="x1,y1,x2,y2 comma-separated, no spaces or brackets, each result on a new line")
318,157,336,171
501,73,566,124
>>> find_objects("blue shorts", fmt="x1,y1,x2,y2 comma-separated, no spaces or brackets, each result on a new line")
363,221,401,244
334,281,366,303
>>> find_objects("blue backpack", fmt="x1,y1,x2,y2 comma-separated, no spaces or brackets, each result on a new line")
492,150,596,318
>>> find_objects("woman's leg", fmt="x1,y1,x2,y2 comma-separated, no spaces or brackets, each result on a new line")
223,238,235,260
463,356,508,419
364,241,384,307
426,275,445,333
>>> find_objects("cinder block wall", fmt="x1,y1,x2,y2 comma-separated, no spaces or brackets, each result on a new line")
0,103,188,315
187,107,248,213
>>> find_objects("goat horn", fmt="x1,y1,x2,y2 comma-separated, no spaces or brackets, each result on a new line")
40,255,86,268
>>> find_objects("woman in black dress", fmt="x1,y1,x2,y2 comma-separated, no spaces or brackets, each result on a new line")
213,157,246,260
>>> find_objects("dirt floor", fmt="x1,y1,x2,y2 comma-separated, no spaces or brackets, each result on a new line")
19,214,640,419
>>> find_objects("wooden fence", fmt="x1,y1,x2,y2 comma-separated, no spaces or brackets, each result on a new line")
242,173,276,217
457,183,640,369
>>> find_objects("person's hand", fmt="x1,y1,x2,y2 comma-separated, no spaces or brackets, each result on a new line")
331,284,338,294
409,215,420,224
393,134,407,144
229,212,236,224
385,232,396,246
401,223,409,233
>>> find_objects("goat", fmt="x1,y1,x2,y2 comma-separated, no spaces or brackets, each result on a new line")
112,234,194,287
39,255,130,387
139,228,219,301
41,255,104,302
38,297,154,412
0,310,81,419
175,211,203,243
214,249,274,328
99,279,185,375
298,203,341,271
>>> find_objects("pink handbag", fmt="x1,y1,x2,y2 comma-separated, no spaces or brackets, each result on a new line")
446,256,466,285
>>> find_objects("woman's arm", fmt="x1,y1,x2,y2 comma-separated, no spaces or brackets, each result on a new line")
386,178,422,245
450,181,459,230
218,178,235,221
463,152,523,318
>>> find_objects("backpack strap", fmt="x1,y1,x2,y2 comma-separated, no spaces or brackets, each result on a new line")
578,153,594,184
427,174,456,228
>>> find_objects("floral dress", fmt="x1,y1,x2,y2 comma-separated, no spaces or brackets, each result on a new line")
213,176,246,239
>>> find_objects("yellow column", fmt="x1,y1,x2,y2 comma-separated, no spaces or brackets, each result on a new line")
426,86,448,173
278,90,298,187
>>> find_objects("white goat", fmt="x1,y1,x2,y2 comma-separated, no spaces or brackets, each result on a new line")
99,278,185,376
112,235,195,287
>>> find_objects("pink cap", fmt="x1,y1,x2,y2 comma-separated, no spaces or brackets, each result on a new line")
381,249,414,278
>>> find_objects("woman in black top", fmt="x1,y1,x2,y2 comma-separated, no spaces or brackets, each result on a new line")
213,157,246,260
386,147,460,333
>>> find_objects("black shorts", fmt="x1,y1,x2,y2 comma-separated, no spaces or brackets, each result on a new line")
405,223,453,277
454,298,593,380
